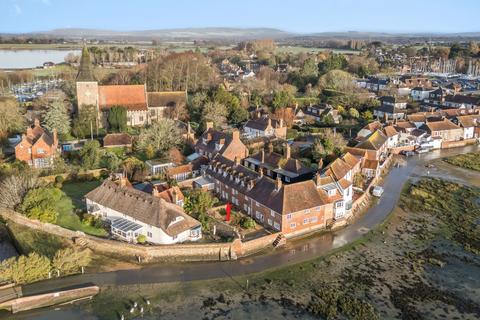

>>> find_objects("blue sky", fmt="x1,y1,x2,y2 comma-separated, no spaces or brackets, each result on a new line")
1,0,480,34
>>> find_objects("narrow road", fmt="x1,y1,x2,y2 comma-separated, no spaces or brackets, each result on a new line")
22,145,479,295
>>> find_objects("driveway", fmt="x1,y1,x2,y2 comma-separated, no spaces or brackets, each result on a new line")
22,145,480,296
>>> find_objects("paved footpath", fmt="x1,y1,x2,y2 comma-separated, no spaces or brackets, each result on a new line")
23,145,479,296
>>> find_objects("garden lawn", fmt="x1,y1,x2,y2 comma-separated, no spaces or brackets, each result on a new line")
61,180,102,208
59,180,107,237
444,152,480,171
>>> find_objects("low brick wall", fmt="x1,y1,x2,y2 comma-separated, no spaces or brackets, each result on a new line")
40,168,105,184
0,209,279,262
441,138,477,149
390,145,415,154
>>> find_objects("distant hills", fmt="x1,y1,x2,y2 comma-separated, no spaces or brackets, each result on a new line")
2,28,480,42
3,28,293,41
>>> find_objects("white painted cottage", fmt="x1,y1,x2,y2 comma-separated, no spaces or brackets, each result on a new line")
85,179,202,244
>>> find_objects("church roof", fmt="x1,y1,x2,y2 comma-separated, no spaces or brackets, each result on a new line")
98,85,147,111
76,46,96,82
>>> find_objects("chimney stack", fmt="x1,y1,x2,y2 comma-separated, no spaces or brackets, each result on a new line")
152,185,159,197
275,176,282,191
231,129,240,141
284,143,291,159
266,142,273,153
172,188,178,204
53,128,58,145
234,156,240,166
260,149,265,163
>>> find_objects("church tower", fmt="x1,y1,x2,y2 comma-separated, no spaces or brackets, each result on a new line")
76,46,99,112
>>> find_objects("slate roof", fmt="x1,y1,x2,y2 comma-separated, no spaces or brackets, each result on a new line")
445,94,480,105
85,180,200,237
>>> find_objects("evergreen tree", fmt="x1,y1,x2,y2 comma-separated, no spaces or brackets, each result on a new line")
42,101,71,139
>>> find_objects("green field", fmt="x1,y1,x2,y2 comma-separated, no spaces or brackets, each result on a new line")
275,46,360,55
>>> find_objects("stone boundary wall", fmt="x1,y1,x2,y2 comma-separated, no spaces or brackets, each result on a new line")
0,209,279,262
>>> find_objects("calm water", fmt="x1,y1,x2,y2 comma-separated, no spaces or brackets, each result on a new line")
0,49,80,69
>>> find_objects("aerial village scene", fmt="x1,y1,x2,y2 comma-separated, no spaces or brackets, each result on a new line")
0,0,479,319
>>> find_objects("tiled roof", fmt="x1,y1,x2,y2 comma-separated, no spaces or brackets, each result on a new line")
156,186,185,204
424,118,461,132
457,115,480,128
85,180,200,236
323,158,352,181
383,125,399,137
103,133,133,147
362,159,379,170
355,130,387,151
341,152,361,168
195,129,248,161
98,85,147,111
167,164,193,176
248,178,328,215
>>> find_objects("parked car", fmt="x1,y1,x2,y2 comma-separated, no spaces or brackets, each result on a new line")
372,186,384,197
415,148,430,154
400,150,415,157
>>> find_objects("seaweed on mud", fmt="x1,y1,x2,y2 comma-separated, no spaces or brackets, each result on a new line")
390,281,480,320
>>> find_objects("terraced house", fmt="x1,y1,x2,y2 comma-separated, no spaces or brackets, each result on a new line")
204,155,335,237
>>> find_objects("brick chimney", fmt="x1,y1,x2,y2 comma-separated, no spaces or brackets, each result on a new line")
284,143,291,159
152,185,159,197
275,176,282,191
172,189,178,204
231,129,240,141
53,128,58,146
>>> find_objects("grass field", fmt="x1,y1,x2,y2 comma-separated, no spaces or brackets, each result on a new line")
61,180,103,206
443,152,480,172
275,46,360,55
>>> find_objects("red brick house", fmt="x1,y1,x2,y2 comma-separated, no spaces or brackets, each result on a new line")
194,122,249,161
15,119,58,168
204,154,334,236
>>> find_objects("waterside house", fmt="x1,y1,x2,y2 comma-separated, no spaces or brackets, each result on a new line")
85,178,201,244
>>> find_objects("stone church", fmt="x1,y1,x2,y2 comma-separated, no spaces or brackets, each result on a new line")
76,46,186,128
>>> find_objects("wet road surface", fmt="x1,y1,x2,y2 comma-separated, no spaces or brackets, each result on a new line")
22,145,479,295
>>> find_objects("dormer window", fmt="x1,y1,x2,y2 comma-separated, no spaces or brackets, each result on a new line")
168,216,185,228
